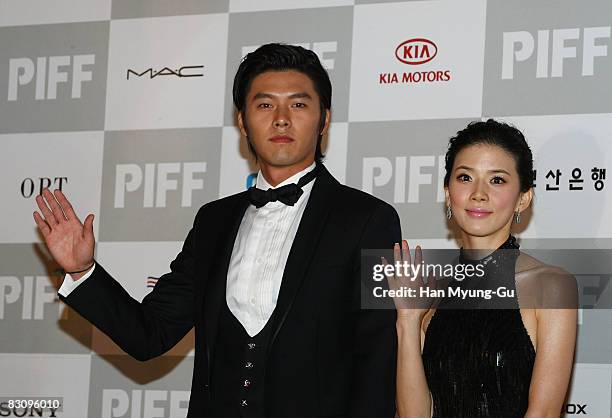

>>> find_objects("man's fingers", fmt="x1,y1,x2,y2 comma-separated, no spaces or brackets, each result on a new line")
42,189,66,223
54,189,78,221
33,211,50,236
35,194,57,226
83,214,95,239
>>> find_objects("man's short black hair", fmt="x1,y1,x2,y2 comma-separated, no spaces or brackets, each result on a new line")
232,43,332,162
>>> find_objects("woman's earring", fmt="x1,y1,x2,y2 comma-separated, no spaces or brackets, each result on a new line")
514,210,521,224
446,205,452,220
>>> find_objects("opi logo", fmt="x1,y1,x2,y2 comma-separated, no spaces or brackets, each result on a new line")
395,39,437,65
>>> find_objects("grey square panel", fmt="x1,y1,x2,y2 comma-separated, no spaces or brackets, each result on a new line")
0,22,109,133
111,0,229,19
224,6,354,125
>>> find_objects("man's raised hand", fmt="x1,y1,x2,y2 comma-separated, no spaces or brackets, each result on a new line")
33,189,95,279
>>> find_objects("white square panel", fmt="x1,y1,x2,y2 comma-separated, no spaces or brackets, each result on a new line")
0,353,91,417
0,131,103,243
564,363,612,417
350,0,487,121
105,14,229,130
495,114,612,239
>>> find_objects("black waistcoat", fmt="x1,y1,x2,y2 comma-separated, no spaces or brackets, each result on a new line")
210,302,277,418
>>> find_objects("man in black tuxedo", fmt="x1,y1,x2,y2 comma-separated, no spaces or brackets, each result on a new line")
34,43,401,418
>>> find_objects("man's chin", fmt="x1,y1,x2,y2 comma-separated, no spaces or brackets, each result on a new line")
260,155,312,169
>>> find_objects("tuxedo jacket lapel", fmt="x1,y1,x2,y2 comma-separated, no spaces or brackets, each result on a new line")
267,165,338,350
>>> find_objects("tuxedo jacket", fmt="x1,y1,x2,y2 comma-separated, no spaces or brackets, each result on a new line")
61,164,401,418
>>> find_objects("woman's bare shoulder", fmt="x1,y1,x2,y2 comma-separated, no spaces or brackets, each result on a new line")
515,252,577,308
516,252,571,275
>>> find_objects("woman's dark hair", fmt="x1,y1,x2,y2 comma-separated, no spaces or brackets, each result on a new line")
232,43,332,162
444,119,534,192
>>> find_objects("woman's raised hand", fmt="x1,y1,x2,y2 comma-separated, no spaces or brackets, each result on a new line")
384,240,436,320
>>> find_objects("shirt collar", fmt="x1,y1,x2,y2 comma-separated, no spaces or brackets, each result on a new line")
256,162,317,190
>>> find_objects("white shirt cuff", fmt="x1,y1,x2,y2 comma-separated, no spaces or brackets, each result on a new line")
58,264,96,297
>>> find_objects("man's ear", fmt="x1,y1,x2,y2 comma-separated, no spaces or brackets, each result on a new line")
237,111,248,137
320,109,331,136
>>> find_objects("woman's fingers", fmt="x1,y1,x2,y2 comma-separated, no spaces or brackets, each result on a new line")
393,242,401,264
402,240,410,265
414,245,422,265
394,240,412,264
383,256,402,297
414,245,423,283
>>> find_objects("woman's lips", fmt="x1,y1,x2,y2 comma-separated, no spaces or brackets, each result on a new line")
270,135,294,143
466,208,492,218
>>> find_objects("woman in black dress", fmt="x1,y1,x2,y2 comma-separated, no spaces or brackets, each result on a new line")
390,120,577,418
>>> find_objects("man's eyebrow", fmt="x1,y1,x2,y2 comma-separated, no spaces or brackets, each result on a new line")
251,92,313,100
289,92,313,100
252,92,274,100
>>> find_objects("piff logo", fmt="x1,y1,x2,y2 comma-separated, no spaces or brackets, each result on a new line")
395,38,438,65
380,38,450,84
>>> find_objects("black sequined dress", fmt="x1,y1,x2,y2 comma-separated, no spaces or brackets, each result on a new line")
421,235,535,418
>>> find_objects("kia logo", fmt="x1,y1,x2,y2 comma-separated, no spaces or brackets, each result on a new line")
395,38,437,65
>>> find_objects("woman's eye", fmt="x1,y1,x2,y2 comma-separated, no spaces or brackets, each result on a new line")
491,176,506,184
457,174,471,182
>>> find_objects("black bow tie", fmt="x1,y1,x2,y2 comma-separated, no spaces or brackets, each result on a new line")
248,165,319,208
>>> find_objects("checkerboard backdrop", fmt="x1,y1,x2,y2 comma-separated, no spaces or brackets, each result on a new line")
1,0,611,416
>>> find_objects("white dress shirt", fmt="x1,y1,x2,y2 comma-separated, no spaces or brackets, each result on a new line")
226,162,315,336
58,162,316,337
58,261,93,297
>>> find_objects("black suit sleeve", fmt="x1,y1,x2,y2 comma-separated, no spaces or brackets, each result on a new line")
349,202,401,418
58,208,203,361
